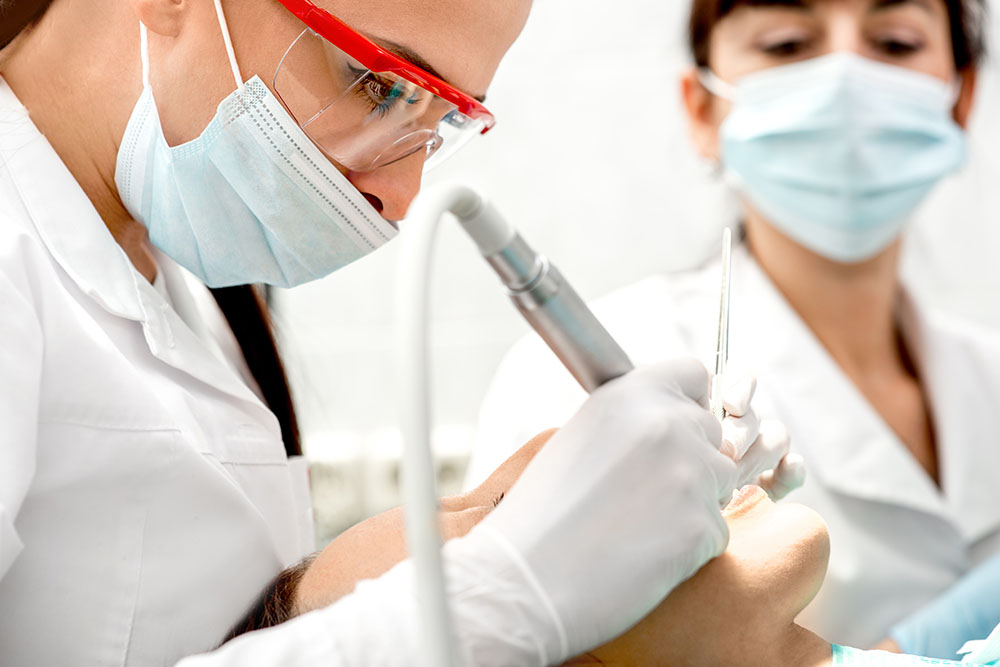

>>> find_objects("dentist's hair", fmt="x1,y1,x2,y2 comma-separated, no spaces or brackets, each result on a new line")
0,0,53,49
688,0,987,71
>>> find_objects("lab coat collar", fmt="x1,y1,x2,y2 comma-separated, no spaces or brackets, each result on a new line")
732,248,953,524
0,78,144,321
908,292,1000,542
0,78,270,413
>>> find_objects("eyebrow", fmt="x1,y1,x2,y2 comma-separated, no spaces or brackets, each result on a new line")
870,0,935,13
365,35,488,103
737,0,933,11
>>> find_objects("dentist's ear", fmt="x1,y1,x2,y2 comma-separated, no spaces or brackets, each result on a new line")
680,66,725,163
130,0,186,38
953,67,977,128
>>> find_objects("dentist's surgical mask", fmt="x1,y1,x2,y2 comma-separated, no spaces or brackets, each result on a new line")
700,53,967,264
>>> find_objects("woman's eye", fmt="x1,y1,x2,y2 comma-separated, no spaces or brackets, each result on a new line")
760,38,811,57
351,70,424,118
875,37,922,56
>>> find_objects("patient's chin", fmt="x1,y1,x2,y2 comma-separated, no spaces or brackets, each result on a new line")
728,502,831,620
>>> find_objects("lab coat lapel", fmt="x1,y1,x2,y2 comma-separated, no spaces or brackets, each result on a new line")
734,250,951,522
0,80,144,322
907,289,1000,542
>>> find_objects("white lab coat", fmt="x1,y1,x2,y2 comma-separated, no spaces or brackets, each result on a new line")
0,79,562,667
467,242,1000,648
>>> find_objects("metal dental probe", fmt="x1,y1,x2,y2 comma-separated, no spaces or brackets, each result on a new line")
712,227,733,421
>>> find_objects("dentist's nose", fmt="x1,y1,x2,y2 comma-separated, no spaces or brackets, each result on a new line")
346,151,426,223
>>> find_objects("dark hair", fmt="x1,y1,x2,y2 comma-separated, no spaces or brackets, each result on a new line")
221,553,317,644
688,0,988,70
0,0,53,49
211,286,301,457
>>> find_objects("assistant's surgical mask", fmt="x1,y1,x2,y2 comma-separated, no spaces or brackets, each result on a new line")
115,0,397,288
699,53,967,264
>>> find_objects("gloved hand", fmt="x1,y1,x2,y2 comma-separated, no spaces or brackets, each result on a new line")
716,374,806,500
469,357,737,661
889,551,1000,660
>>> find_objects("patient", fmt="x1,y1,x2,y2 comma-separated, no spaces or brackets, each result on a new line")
224,433,997,666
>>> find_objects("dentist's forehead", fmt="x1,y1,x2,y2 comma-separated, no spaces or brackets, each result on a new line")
310,0,532,99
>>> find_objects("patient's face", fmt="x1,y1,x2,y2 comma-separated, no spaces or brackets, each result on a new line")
294,434,830,666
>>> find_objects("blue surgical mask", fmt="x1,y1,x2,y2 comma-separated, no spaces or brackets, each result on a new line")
115,1,396,288
700,53,967,263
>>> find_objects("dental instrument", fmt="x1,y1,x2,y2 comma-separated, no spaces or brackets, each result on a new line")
397,183,635,667
712,227,733,421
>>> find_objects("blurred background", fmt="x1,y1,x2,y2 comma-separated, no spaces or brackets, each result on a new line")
272,0,1000,545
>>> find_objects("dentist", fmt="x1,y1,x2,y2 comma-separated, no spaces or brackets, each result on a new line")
0,0,793,665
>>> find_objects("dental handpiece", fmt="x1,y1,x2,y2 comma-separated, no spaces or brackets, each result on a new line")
454,193,634,392
399,184,635,667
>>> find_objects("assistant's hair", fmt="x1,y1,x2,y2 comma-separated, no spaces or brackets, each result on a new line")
688,0,988,70
221,553,317,644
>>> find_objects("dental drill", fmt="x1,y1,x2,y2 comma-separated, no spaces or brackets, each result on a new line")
396,183,634,667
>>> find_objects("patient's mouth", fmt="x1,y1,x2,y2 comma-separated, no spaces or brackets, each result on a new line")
723,484,766,515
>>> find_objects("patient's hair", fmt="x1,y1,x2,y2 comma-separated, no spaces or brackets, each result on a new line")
688,0,988,71
221,554,317,645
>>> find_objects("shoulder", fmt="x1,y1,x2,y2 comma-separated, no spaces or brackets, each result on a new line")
589,262,720,364
924,305,1000,367
486,263,720,413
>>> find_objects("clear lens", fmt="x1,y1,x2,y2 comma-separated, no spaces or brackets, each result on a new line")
273,29,484,172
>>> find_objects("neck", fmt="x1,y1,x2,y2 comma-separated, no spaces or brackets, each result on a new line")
0,0,157,282
745,211,903,377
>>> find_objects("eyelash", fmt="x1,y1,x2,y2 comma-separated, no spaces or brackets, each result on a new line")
493,492,505,508
757,35,924,59
760,38,811,57
875,37,922,56
348,65,421,118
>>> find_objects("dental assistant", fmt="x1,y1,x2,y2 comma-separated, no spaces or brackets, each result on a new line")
0,0,799,665
468,0,1000,654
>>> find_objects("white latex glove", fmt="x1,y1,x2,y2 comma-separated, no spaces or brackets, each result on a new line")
716,374,806,500
474,357,737,662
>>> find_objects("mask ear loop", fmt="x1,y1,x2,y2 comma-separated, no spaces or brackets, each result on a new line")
698,68,737,100
139,22,150,88
213,0,244,88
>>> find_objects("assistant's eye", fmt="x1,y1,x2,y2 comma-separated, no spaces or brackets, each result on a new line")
760,37,812,57
873,36,923,57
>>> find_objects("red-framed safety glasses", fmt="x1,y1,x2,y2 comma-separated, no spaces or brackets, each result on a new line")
272,0,496,172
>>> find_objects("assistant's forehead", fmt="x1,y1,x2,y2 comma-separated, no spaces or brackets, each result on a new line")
315,0,532,96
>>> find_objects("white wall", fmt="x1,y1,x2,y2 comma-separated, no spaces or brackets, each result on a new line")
273,0,1000,541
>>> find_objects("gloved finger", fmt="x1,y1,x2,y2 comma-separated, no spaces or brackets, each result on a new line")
632,357,712,409
757,453,807,500
721,406,760,460
719,375,757,418
734,419,791,489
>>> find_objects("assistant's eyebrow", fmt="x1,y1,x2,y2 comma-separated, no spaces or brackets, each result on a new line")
364,34,488,103
739,0,813,10
870,0,935,14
